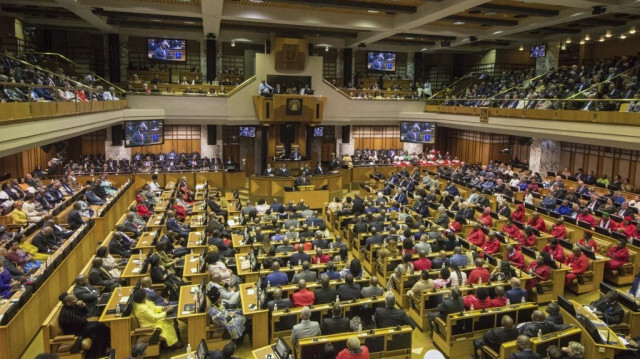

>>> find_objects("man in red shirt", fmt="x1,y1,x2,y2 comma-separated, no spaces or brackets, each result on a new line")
313,247,331,264
502,218,522,240
292,279,315,307
467,223,486,247
618,217,637,239
467,258,490,284
542,238,565,263
505,244,526,269
578,231,597,251
413,250,432,271
576,208,595,228
606,239,630,273
550,218,566,239
527,212,547,233
517,227,537,250
481,232,501,255
564,246,589,285
490,285,508,307
478,207,493,227
463,286,492,310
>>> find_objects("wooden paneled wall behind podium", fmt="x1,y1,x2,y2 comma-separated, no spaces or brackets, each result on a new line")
267,125,307,159
0,147,55,179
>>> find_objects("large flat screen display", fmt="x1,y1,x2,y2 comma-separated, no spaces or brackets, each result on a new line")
400,122,436,143
239,126,255,138
147,38,186,61
367,51,396,72
124,120,164,147
530,44,546,58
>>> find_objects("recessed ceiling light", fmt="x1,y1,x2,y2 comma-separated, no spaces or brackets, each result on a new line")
421,48,427,51
605,31,612,38
150,19,162,22
493,30,503,34
630,27,636,34
571,12,584,17
405,37,414,40
561,44,566,50
621,34,627,39
231,41,235,47
184,21,196,24
519,45,523,51
484,11,497,15
453,21,465,25
368,10,379,13
580,40,585,44
566,38,572,43
599,36,605,42
584,34,590,41
325,46,329,52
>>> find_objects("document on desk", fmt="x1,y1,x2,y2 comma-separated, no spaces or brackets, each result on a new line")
619,335,630,345
247,289,255,295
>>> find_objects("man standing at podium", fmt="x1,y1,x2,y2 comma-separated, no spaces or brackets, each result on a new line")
313,163,324,175
295,173,310,189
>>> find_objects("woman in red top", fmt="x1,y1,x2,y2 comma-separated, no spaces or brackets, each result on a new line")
463,287,492,310
578,231,597,251
502,218,522,240
136,198,153,220
337,337,370,359
542,238,565,263
526,252,554,293
169,198,187,220
512,204,525,223
448,214,465,233
478,207,493,227
516,226,537,250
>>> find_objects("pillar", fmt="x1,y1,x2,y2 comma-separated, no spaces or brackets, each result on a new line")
104,128,131,160
199,40,207,81
406,52,415,80
119,35,129,83
200,125,215,158
336,125,353,157
535,41,559,75
528,138,561,175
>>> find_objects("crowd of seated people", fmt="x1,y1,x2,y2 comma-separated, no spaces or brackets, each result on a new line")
339,148,460,168
0,53,120,103
438,55,640,111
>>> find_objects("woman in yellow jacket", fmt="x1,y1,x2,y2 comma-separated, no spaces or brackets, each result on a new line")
10,201,29,226
132,289,183,348
16,232,50,261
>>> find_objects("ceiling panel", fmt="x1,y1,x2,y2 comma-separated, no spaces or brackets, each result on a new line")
222,0,426,16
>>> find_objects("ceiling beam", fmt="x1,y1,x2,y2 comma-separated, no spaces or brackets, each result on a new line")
92,9,201,22
54,0,116,32
473,3,559,17
255,0,416,14
348,0,491,47
201,0,222,38
220,21,359,38
444,15,519,26
396,32,457,41
520,0,640,16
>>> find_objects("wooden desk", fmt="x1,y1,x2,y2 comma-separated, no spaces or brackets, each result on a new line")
99,286,134,359
187,231,207,255
239,283,269,349
183,254,206,284
561,300,627,359
177,285,208,350
252,345,276,359
147,213,165,230
134,231,157,251
121,251,150,285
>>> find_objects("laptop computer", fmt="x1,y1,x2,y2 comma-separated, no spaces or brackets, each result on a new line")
272,337,292,359
196,339,209,359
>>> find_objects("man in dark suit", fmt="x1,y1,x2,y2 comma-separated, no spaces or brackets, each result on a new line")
473,315,518,359
295,174,310,188
109,232,132,258
267,288,292,311
374,292,415,329
508,336,540,359
337,273,360,301
313,163,324,175
166,211,190,239
314,275,338,304
277,164,291,177
32,227,57,254
263,164,276,176
590,290,624,325
67,203,85,230
88,258,122,292
290,242,311,266
321,303,351,335
429,287,464,331
365,228,384,251
73,274,101,317
519,310,573,337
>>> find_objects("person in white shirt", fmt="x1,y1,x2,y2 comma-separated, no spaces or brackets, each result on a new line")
300,84,311,95
509,175,520,187
255,199,269,215
258,80,273,96
524,188,534,205
423,81,432,97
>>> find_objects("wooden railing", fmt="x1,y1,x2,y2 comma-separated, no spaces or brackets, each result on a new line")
0,98,128,124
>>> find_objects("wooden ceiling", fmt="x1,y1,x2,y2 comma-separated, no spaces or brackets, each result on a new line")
223,0,427,16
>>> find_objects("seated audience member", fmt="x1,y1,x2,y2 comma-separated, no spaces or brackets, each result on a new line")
519,310,573,337
337,273,361,301
58,292,111,358
545,302,563,325
207,286,247,342
321,303,351,335
132,289,182,349
490,286,508,307
337,337,370,359
542,238,565,263
464,287,492,310
564,246,589,286
473,315,518,359
314,274,338,304
361,276,384,298
505,244,525,269
590,290,623,325
578,231,597,251
467,258,490,284
88,257,122,292
413,250,432,271
508,336,540,359
320,261,341,280
605,239,629,273
561,342,585,359
526,253,554,293
291,261,317,283
292,279,315,307
67,203,86,230
0,260,15,299
407,270,435,298
374,292,415,329
267,287,292,311
72,274,100,317
95,246,121,278
505,277,527,303
526,213,547,233
290,306,321,347
140,276,176,307
482,232,501,255
263,261,288,288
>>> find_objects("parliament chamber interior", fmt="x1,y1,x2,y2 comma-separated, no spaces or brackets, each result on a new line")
2,0,640,358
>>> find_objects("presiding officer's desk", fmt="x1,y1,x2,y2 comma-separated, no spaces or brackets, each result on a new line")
560,299,627,358
249,172,343,208
239,283,269,349
99,286,135,359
